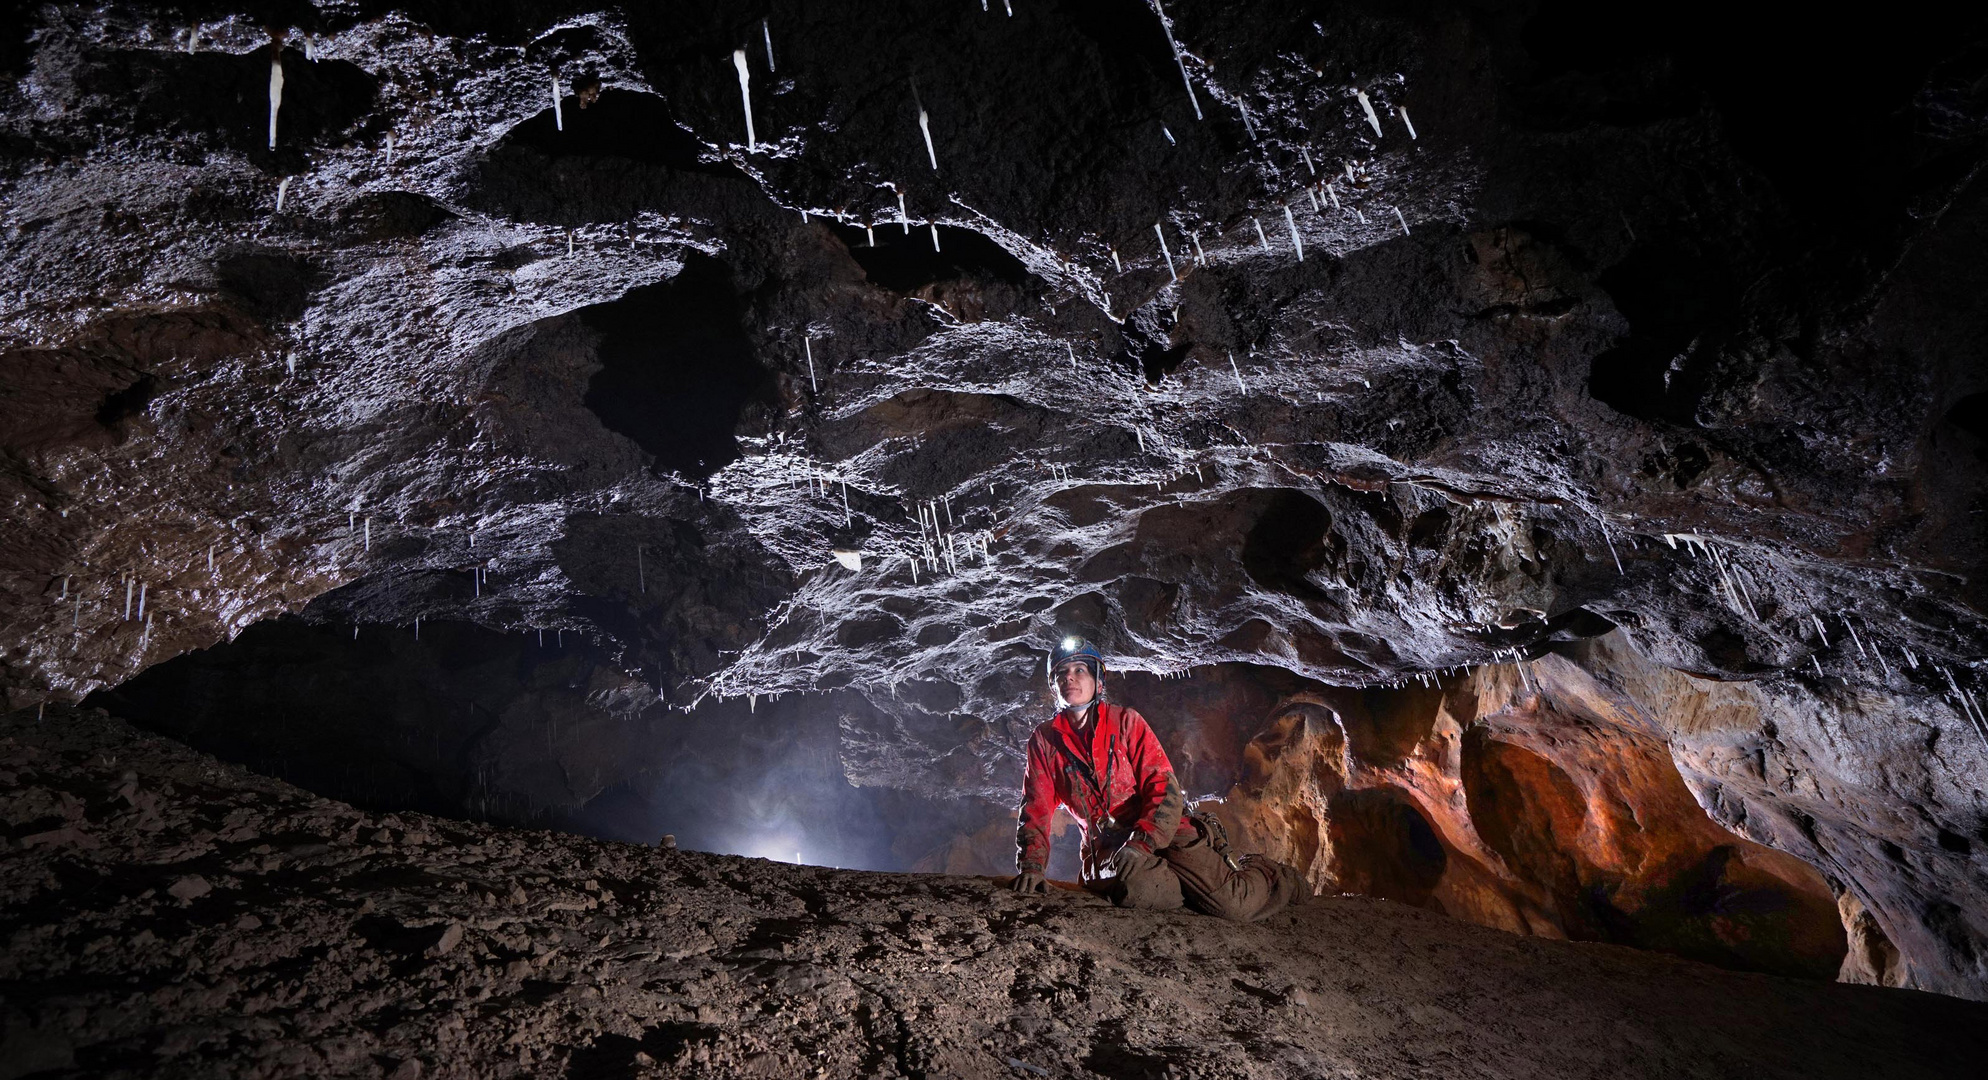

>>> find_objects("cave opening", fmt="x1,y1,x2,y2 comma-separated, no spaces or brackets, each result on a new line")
1241,489,1334,602
580,254,773,479
1586,242,1734,422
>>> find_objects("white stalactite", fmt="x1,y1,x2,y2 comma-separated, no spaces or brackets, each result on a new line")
1254,217,1270,252
1394,206,1410,235
763,18,776,71
930,224,942,252
1399,106,1417,139
268,50,284,149
1154,223,1177,281
275,177,290,213
918,107,939,171
1151,0,1202,120
1355,89,1382,138
804,335,817,393
1283,205,1304,260
733,49,756,150
551,74,564,131
1229,352,1247,394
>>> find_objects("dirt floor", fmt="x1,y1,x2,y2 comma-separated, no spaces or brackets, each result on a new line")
4,708,1985,1080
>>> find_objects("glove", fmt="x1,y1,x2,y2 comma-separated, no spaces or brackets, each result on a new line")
1109,839,1162,880
1011,871,1047,893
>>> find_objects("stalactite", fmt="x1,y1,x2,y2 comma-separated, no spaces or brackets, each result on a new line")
733,49,756,149
267,49,284,150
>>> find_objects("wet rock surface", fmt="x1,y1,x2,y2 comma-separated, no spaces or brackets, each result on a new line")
1199,641,1852,982
6,707,1988,1080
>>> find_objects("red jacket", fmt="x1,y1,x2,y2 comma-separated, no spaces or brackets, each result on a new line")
1016,701,1191,879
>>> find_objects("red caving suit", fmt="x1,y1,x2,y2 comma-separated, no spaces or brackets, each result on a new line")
1015,700,1307,920
1016,701,1192,884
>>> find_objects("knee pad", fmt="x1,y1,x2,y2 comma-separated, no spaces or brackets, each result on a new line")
1114,862,1185,911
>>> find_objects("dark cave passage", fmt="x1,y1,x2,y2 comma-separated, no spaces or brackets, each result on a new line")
79,613,1001,874
580,254,773,479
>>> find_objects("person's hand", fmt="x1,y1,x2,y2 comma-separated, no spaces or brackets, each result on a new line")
1011,871,1047,893
1109,840,1162,880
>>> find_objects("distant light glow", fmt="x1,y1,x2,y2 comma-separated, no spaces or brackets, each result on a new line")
739,836,808,864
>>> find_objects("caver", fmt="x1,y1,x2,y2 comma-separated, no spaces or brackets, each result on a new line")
1012,636,1307,920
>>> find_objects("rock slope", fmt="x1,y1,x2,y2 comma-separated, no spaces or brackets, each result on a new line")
5,707,1986,1080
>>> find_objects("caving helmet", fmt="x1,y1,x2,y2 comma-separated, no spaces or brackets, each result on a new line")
1047,636,1106,698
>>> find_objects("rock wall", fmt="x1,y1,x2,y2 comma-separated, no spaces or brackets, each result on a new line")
1200,642,1849,981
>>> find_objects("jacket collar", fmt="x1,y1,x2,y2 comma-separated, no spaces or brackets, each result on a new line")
1053,700,1114,746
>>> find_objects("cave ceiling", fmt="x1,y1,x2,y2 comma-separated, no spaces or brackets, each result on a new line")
3,0,1988,811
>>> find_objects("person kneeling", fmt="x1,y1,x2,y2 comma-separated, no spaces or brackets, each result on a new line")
1011,637,1306,921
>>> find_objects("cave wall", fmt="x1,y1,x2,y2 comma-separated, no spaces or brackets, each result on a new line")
1183,631,1988,993
1198,643,1849,981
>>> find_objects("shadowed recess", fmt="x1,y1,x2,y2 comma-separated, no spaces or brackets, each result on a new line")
500,88,724,172
581,254,772,478
832,222,1036,294
86,45,377,164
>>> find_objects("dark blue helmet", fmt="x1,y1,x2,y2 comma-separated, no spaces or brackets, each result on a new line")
1048,636,1104,685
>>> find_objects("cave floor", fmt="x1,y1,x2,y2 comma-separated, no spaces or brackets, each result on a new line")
4,710,1983,1080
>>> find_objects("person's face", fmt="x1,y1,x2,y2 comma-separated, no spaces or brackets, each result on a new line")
1055,660,1098,709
